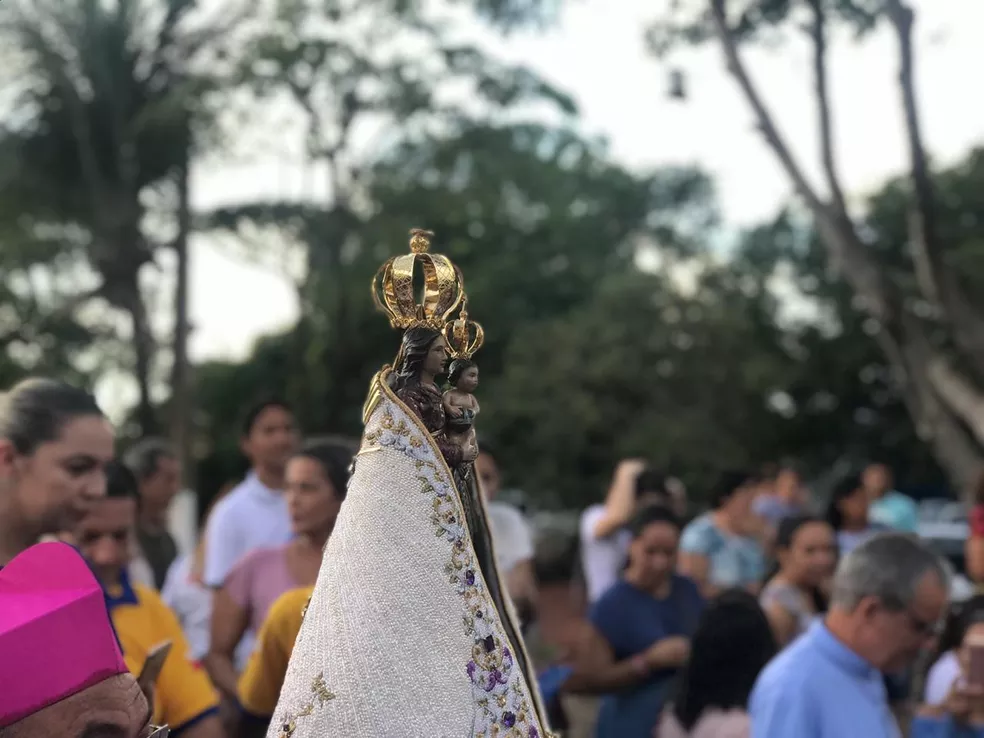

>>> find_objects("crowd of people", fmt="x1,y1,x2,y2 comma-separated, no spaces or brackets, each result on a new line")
555,459,984,738
2,375,984,737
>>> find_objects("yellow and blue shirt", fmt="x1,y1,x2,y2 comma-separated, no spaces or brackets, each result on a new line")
105,571,220,733
238,586,313,719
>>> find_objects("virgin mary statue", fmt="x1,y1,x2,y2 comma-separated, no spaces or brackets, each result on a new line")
269,230,554,738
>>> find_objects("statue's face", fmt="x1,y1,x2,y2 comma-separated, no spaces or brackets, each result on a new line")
458,366,479,392
423,336,449,377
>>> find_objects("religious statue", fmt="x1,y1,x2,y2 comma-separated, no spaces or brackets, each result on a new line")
269,229,554,738
443,357,480,464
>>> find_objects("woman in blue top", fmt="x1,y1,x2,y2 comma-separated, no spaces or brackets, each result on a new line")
678,471,766,598
565,505,704,738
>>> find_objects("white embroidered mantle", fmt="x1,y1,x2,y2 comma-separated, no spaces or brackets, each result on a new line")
268,378,551,738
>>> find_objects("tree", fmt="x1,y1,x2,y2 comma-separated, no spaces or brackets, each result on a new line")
484,265,797,506
732,210,942,492
648,0,984,494
0,242,98,388
0,0,246,432
202,0,580,428
193,120,717,502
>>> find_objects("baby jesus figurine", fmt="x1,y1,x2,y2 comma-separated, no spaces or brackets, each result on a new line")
442,359,480,460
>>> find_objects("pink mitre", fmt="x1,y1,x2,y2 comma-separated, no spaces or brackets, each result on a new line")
0,541,129,728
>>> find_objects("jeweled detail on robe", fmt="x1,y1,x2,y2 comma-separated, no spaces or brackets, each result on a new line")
268,378,550,738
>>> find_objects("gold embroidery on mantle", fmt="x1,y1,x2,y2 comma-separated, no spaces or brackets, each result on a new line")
363,410,422,448
365,398,547,737
277,673,335,737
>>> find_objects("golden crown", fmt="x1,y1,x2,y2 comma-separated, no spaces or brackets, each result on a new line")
443,299,484,360
372,229,484,359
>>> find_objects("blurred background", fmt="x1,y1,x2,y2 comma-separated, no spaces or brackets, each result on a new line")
0,0,982,546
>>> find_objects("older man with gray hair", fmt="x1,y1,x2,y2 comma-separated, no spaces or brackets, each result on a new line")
751,533,949,738
123,438,181,588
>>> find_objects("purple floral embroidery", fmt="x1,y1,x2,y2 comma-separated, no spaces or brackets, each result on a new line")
369,402,545,737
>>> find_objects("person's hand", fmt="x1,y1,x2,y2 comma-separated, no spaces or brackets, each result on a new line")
644,636,690,669
944,682,984,723
616,459,647,481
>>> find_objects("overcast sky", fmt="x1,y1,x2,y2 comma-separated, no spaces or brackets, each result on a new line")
177,0,984,364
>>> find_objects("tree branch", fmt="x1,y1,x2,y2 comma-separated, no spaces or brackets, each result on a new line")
707,0,889,321
872,317,984,496
885,0,936,301
885,0,984,369
709,1,824,214
807,0,847,216
926,356,984,447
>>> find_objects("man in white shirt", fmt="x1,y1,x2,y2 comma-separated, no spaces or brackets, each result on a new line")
579,461,677,603
203,399,300,589
476,447,538,625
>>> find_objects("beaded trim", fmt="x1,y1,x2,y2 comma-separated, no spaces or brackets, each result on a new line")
365,407,543,738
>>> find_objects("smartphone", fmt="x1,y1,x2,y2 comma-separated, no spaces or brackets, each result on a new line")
138,640,173,692
968,641,984,688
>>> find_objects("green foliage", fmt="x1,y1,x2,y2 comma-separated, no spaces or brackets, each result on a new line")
3,0,978,509
484,266,795,505
193,119,718,500
0,0,250,429
192,141,984,506
366,122,716,376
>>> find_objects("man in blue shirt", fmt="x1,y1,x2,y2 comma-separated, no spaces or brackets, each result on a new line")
750,533,949,738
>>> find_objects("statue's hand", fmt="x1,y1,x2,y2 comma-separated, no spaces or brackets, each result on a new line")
449,406,465,418
462,443,479,463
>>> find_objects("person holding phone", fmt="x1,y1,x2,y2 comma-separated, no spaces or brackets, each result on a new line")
914,606,984,736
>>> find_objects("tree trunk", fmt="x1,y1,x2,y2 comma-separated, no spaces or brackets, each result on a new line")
926,357,984,448
170,154,193,485
885,0,984,372
124,284,158,435
900,330,983,495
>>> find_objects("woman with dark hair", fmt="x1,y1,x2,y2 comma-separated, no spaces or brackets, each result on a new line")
0,377,113,566
760,516,836,647
824,472,887,556
659,589,776,738
678,471,766,598
565,505,705,738
205,438,353,699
